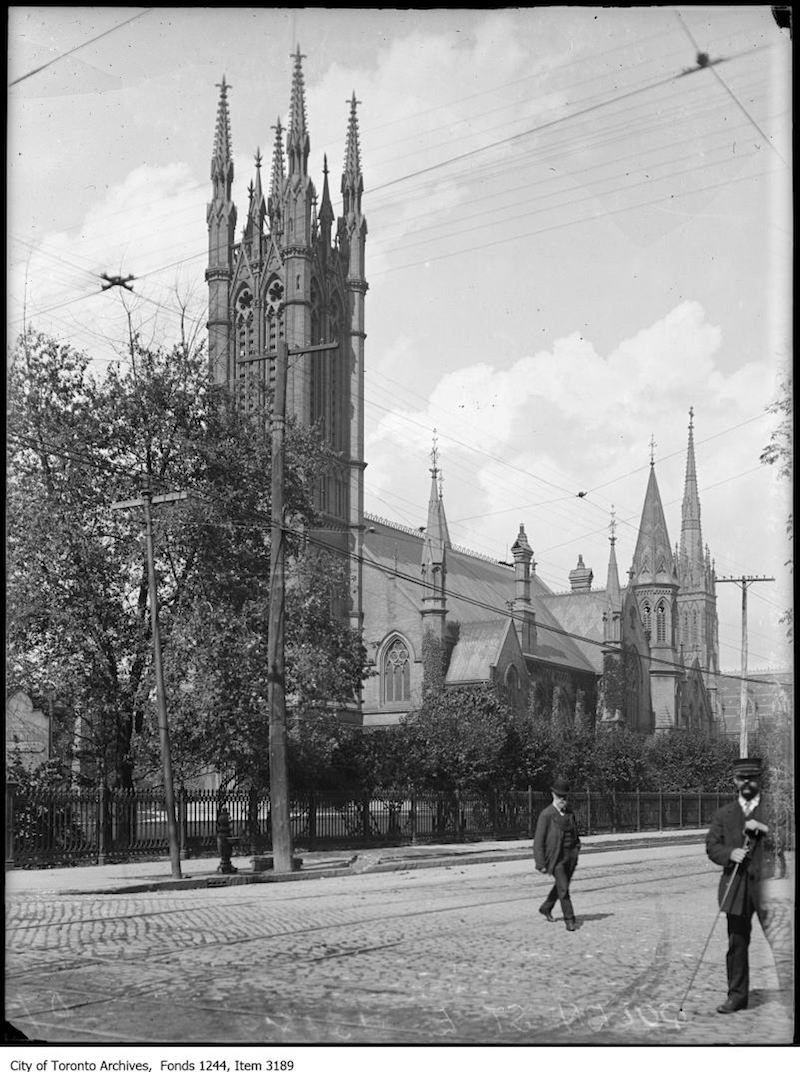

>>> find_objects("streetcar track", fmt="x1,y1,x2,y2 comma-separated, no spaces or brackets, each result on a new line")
6,864,712,979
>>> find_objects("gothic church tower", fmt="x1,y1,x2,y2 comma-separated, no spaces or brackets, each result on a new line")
630,453,681,731
205,50,367,633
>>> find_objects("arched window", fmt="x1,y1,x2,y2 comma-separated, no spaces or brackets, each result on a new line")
264,275,284,403
504,664,521,708
641,600,652,636
656,601,666,644
383,637,411,704
691,609,698,648
235,287,255,410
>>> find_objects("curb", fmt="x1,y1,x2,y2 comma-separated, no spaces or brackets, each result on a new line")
55,831,707,895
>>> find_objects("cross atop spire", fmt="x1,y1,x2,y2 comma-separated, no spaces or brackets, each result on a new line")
688,405,694,430
609,505,617,545
649,434,657,466
430,429,439,476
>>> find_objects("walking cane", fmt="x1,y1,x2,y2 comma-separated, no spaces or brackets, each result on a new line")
677,831,753,1019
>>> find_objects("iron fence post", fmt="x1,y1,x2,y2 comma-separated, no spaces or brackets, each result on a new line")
179,788,188,859
586,787,591,836
636,788,641,832
698,789,702,829
679,791,683,829
612,789,617,833
410,792,417,844
308,790,317,851
658,790,663,832
527,785,533,839
98,784,107,865
5,781,15,871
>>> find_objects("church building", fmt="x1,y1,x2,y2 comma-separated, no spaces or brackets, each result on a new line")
204,52,721,738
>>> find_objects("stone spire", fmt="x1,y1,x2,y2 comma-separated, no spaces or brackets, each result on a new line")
678,406,705,589
267,118,285,235
206,75,237,386
286,45,310,177
244,149,266,248
606,508,621,610
421,433,450,573
630,463,678,587
318,153,335,251
211,74,233,186
603,508,622,648
421,434,449,645
341,92,364,222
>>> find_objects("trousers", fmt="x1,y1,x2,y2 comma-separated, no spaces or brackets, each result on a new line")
726,901,769,1004
540,850,578,921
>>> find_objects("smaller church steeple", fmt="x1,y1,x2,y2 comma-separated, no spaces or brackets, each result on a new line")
421,432,450,573
510,523,536,653
603,507,622,647
421,433,450,646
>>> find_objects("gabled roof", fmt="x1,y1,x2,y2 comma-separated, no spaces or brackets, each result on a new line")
446,619,515,684
540,588,611,673
362,516,598,675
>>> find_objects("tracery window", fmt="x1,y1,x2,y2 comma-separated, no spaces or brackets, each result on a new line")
641,600,652,636
656,601,666,644
235,287,255,410
383,637,411,704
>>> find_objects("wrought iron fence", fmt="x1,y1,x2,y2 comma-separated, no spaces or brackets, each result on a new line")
9,783,790,871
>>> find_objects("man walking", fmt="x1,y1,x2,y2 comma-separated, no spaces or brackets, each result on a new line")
706,757,773,1013
534,777,581,931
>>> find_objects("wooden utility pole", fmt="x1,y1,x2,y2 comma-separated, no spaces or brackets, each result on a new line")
267,340,291,874
717,575,775,758
242,338,339,874
111,485,189,879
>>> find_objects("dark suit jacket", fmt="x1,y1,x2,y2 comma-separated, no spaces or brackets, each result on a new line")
533,803,581,874
705,797,772,915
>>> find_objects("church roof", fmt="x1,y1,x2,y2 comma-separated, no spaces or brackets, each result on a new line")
539,589,611,673
362,516,597,675
446,620,514,684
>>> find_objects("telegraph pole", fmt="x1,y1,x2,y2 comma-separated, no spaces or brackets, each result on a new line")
111,485,189,879
242,339,339,874
717,575,775,758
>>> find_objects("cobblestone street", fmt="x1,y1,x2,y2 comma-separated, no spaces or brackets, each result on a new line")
5,843,794,1046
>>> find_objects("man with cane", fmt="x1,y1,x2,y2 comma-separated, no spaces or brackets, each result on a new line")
706,757,773,1014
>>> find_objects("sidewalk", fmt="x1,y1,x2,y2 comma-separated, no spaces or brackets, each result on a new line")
5,828,707,896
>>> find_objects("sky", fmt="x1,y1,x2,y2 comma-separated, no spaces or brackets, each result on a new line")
7,6,793,676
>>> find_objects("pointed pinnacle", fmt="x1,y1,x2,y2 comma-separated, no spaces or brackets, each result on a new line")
212,74,232,162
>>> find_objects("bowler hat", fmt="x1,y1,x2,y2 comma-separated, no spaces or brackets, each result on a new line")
733,757,762,778
551,778,570,795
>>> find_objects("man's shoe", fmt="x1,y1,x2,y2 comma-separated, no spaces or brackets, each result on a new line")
539,906,555,922
716,999,747,1014
565,919,577,931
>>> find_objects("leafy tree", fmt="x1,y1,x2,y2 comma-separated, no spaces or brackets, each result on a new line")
590,726,648,790
401,684,517,792
760,376,793,639
7,326,367,789
644,729,738,791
